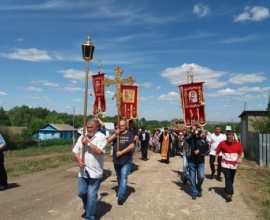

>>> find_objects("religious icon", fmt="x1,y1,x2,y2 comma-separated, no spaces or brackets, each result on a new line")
123,89,134,103
189,91,197,103
95,80,100,92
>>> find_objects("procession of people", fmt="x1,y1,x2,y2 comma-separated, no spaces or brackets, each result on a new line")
72,113,244,219
70,66,245,220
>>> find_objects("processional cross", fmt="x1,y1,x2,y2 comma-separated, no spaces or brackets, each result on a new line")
104,66,135,151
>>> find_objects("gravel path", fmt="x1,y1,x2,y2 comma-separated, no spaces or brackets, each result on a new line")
0,150,258,220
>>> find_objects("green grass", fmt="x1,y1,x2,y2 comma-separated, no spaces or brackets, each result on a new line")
238,160,270,220
5,144,112,177
6,154,74,177
5,144,73,158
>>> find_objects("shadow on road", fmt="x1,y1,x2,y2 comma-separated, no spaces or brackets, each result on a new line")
7,182,20,190
171,169,191,197
208,186,226,200
101,168,112,183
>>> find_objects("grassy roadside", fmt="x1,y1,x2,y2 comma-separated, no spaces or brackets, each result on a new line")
237,159,270,220
4,145,111,178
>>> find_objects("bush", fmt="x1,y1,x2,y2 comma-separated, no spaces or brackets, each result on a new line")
38,138,73,147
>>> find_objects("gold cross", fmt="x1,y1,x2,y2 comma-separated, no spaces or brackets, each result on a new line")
104,66,135,113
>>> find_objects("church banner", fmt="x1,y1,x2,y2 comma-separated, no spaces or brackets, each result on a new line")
120,85,138,120
179,82,206,127
92,73,106,115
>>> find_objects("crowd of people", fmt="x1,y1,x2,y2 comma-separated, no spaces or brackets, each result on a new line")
70,116,244,220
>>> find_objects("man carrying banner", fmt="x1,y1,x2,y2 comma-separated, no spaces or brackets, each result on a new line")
107,120,135,205
186,125,210,200
72,118,107,219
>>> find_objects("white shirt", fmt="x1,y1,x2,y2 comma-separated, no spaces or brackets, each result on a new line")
209,133,226,156
72,132,107,179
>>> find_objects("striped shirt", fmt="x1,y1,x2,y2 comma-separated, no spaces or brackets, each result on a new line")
72,132,107,179
215,140,244,170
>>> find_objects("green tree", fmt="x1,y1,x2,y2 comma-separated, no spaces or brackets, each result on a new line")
250,95,270,133
0,107,11,126
28,118,46,133
7,105,33,126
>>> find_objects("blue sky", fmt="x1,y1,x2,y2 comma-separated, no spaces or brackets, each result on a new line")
1,0,270,122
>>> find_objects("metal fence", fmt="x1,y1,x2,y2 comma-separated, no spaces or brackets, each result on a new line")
245,132,270,166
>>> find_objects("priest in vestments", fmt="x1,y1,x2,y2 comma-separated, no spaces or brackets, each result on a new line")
159,127,172,164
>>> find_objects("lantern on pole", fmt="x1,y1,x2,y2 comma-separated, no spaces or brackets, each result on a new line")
81,36,95,163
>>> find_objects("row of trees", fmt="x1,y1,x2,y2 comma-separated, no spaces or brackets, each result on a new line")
0,105,242,135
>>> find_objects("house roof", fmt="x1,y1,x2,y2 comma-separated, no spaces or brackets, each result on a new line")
238,110,268,118
7,126,27,134
40,124,75,131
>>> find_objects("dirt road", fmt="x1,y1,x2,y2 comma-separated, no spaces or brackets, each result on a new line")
1,150,258,220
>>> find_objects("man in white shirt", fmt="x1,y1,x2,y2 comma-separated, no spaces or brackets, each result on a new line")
209,125,226,181
72,118,107,220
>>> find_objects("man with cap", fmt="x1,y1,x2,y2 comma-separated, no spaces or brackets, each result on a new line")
159,127,172,164
214,129,244,201
186,125,210,200
139,127,150,160
225,125,238,141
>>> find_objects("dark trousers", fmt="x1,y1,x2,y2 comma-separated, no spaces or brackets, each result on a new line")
222,167,236,195
0,152,7,186
209,155,222,176
141,146,148,159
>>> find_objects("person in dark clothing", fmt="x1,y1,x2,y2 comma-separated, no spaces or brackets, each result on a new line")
0,133,7,191
107,120,135,205
139,127,150,160
186,126,210,200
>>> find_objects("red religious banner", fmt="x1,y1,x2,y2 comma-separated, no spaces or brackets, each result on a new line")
179,82,206,127
120,85,138,120
91,73,106,115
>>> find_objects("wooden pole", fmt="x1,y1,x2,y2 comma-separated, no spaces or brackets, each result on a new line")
82,60,89,163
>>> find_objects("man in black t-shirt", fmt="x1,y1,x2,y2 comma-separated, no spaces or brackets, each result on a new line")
107,120,135,205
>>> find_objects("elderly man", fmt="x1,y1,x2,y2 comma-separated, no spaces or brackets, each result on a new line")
186,126,210,200
214,130,244,202
107,120,135,205
72,118,107,220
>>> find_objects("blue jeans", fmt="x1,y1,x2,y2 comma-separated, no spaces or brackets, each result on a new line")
114,163,132,199
77,177,101,220
182,152,190,181
188,162,205,196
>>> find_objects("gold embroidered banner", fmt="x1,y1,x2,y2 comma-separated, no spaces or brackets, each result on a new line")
179,82,206,127
120,85,138,120
92,73,106,115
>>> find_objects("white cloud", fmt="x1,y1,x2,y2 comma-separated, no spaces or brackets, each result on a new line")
158,92,179,100
234,6,270,22
19,86,42,92
228,73,266,84
1,48,52,61
161,63,227,89
31,80,59,87
0,91,7,96
24,96,51,100
63,86,84,92
141,82,153,88
222,35,257,44
193,4,210,17
58,69,96,82
156,86,161,90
